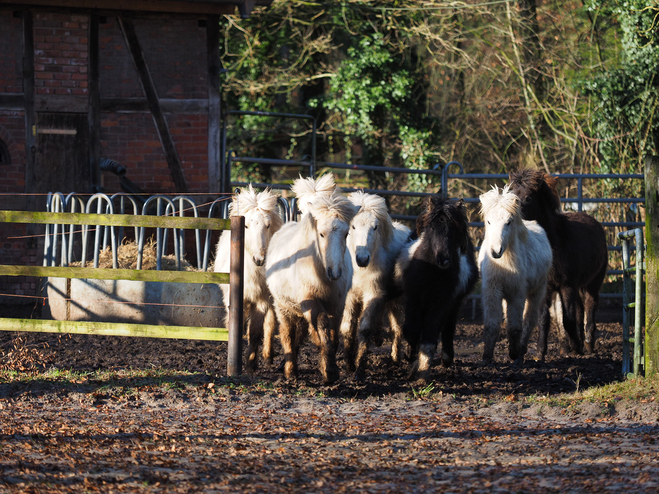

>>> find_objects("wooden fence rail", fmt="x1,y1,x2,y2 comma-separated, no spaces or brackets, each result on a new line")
0,210,245,376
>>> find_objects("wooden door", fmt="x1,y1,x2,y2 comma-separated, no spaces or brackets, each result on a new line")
34,112,91,195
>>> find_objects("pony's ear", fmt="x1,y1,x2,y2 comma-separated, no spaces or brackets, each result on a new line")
456,198,465,208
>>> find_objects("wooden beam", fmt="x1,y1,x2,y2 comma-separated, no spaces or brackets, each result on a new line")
0,210,231,230
646,156,659,376
88,13,101,193
0,264,230,284
118,16,189,193
101,97,208,114
0,94,209,114
0,1,237,15
0,318,229,341
22,10,36,209
0,93,24,111
207,14,221,193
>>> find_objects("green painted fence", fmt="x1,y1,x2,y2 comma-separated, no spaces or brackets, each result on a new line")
0,210,245,375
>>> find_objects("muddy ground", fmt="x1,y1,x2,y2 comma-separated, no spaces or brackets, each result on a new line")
1,303,658,492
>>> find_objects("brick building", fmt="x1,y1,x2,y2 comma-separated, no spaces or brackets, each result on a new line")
0,0,271,301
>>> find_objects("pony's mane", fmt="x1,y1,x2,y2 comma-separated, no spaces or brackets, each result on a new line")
349,191,391,222
349,191,394,243
229,185,280,217
308,189,357,223
416,195,468,235
479,185,520,219
291,174,336,199
508,168,561,211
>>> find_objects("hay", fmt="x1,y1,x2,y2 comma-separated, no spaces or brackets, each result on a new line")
72,238,195,271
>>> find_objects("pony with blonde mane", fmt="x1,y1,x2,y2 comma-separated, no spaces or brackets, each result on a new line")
291,173,337,217
340,191,410,379
266,189,357,383
214,185,284,370
479,185,552,364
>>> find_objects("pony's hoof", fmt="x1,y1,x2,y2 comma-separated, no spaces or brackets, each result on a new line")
513,355,525,368
584,341,595,354
353,368,366,382
284,362,298,380
323,364,340,384
479,358,494,367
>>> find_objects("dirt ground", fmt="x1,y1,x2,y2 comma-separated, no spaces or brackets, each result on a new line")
1,302,658,492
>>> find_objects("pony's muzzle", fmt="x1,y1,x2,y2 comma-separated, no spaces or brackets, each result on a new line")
356,253,370,268
253,255,266,266
327,267,342,281
437,257,451,269
491,248,503,259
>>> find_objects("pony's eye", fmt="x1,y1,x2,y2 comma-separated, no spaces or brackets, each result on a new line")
373,225,378,231
487,220,490,225
352,225,355,229
506,220,511,225
320,233,325,238
266,224,270,229
245,225,249,229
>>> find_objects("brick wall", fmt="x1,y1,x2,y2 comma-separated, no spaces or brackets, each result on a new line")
1,10,213,301
33,13,88,96
0,10,23,94
98,16,210,195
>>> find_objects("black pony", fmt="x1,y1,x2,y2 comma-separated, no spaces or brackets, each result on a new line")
397,196,478,378
508,169,608,357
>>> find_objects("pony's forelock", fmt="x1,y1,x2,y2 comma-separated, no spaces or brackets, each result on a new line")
508,168,561,211
349,191,390,223
229,185,281,218
480,185,520,219
291,173,336,198
349,191,394,242
308,189,357,223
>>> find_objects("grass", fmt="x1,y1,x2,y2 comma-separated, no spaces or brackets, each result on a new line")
526,373,659,408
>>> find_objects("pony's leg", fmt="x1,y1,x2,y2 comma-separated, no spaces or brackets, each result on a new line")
482,288,503,363
521,283,547,364
301,300,340,384
261,306,277,366
339,293,359,373
276,308,298,380
560,286,584,354
355,295,386,380
537,291,557,360
583,284,602,354
387,300,405,365
505,294,526,362
245,303,266,372
440,306,461,367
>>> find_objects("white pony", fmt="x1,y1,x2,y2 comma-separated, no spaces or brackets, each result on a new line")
291,173,337,217
479,185,553,364
266,188,358,383
340,191,411,379
214,185,283,371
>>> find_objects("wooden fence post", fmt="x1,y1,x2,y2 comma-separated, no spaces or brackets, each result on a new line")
645,156,659,375
228,215,245,376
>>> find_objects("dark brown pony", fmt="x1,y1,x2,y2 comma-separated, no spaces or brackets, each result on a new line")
397,197,478,378
508,169,608,358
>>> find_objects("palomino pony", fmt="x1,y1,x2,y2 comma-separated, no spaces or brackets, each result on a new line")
291,173,337,217
340,191,411,380
266,189,358,383
508,169,608,357
395,196,478,378
479,185,553,364
213,185,283,371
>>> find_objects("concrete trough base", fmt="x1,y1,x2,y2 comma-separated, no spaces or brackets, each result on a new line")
46,277,226,328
